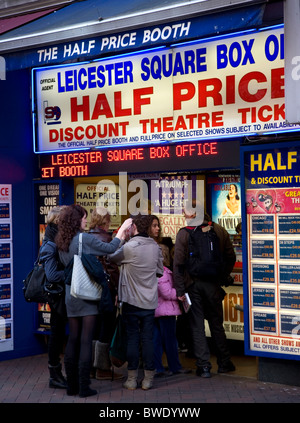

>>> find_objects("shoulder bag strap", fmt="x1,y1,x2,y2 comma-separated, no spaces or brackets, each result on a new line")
78,233,83,258
34,253,40,266
34,245,43,265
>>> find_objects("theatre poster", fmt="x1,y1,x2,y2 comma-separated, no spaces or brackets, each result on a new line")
243,142,300,359
35,182,60,333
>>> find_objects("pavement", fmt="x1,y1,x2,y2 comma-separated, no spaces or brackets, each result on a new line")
1,352,300,417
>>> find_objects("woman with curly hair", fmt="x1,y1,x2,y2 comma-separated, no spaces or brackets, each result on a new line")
56,204,131,398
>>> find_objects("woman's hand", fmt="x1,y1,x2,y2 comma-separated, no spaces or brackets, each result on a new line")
116,218,132,240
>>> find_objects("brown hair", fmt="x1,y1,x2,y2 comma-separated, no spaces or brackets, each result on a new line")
148,215,162,241
132,213,151,235
55,204,87,252
46,206,67,225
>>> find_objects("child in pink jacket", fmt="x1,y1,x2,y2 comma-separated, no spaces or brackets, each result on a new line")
154,266,191,376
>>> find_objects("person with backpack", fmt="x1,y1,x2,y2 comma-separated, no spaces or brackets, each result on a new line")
173,204,236,379
56,205,132,398
39,206,68,389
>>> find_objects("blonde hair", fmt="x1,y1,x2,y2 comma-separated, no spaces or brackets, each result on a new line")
46,206,67,225
89,207,111,230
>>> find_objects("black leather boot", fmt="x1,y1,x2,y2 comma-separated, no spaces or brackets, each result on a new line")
78,361,97,398
48,363,67,389
64,358,79,396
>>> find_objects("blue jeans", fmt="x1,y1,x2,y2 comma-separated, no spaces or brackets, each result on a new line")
154,316,182,373
122,302,155,371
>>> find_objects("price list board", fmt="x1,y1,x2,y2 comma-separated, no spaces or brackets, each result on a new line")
244,144,300,359
0,185,13,352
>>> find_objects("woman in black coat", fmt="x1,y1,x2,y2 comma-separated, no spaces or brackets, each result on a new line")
40,206,67,390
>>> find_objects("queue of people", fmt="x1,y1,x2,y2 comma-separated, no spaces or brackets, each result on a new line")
38,201,236,397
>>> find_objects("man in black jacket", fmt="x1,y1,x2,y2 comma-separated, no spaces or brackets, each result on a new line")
173,206,236,379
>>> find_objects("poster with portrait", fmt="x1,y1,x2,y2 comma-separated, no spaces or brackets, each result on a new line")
210,175,241,235
209,174,242,277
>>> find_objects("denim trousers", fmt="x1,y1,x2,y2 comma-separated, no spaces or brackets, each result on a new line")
122,302,155,371
153,316,182,373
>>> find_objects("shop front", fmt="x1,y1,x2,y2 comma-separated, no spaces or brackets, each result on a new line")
241,140,300,384
35,142,243,341
2,0,300,385
30,20,287,346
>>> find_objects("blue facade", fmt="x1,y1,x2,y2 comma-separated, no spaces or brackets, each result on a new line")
0,0,289,366
0,68,46,359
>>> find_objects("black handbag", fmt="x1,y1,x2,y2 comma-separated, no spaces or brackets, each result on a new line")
109,310,127,368
23,257,49,303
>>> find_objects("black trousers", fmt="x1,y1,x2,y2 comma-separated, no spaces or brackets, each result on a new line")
48,305,67,366
188,280,231,369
